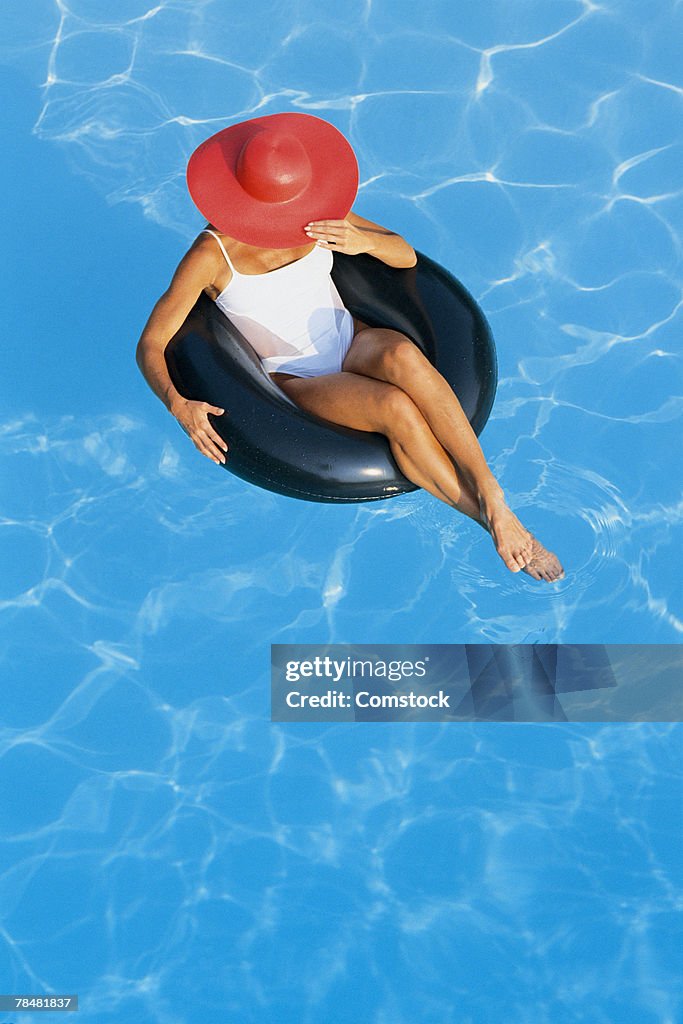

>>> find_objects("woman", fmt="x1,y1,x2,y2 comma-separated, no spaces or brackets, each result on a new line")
136,113,564,582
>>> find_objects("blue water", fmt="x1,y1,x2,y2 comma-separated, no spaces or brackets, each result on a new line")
1,1,681,1021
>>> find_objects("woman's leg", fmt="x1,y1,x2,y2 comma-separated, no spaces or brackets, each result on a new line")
346,320,486,516
343,326,503,505
341,326,564,580
271,369,563,580
273,371,486,529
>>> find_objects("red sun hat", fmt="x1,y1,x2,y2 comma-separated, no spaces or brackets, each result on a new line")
186,112,359,250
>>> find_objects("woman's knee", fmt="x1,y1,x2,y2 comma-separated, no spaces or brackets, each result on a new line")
376,333,425,380
377,385,424,438
347,329,423,380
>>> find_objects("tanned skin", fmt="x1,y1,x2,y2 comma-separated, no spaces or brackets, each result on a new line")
137,211,564,581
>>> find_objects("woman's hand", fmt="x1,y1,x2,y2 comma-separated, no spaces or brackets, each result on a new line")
304,219,372,256
171,397,228,465
304,212,417,268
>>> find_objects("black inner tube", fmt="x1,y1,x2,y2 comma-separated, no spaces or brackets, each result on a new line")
165,250,497,503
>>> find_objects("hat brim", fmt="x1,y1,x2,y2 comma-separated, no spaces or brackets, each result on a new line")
186,113,359,250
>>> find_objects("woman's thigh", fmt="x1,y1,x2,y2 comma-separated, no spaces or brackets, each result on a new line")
342,321,419,379
271,370,401,433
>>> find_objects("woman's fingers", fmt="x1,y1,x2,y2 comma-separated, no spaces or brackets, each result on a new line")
194,430,226,464
206,423,228,454
200,426,227,463
305,219,367,255
174,399,229,465
200,445,221,465
305,221,347,242
192,434,219,464
308,226,345,238
307,231,346,245
305,220,345,232
190,419,228,464
200,404,228,457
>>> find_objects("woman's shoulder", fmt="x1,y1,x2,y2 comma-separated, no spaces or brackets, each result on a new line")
191,224,228,246
172,228,229,289
198,224,240,243
187,225,239,263
191,225,247,260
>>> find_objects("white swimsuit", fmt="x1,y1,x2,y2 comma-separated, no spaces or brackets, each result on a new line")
201,229,355,378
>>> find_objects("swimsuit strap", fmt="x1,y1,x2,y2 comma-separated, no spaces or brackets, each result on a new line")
201,228,237,274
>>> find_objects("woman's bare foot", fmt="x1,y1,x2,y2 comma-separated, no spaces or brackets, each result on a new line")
479,497,564,582
519,533,565,582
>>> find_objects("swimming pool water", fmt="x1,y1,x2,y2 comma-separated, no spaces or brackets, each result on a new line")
1,2,681,1021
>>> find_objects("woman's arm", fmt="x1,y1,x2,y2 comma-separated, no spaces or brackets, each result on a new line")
304,210,417,268
136,238,229,464
136,239,215,412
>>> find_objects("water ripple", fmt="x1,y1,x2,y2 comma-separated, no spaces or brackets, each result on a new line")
2,3,683,1021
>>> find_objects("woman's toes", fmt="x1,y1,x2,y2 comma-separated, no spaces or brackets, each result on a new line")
503,551,521,572
489,514,563,580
